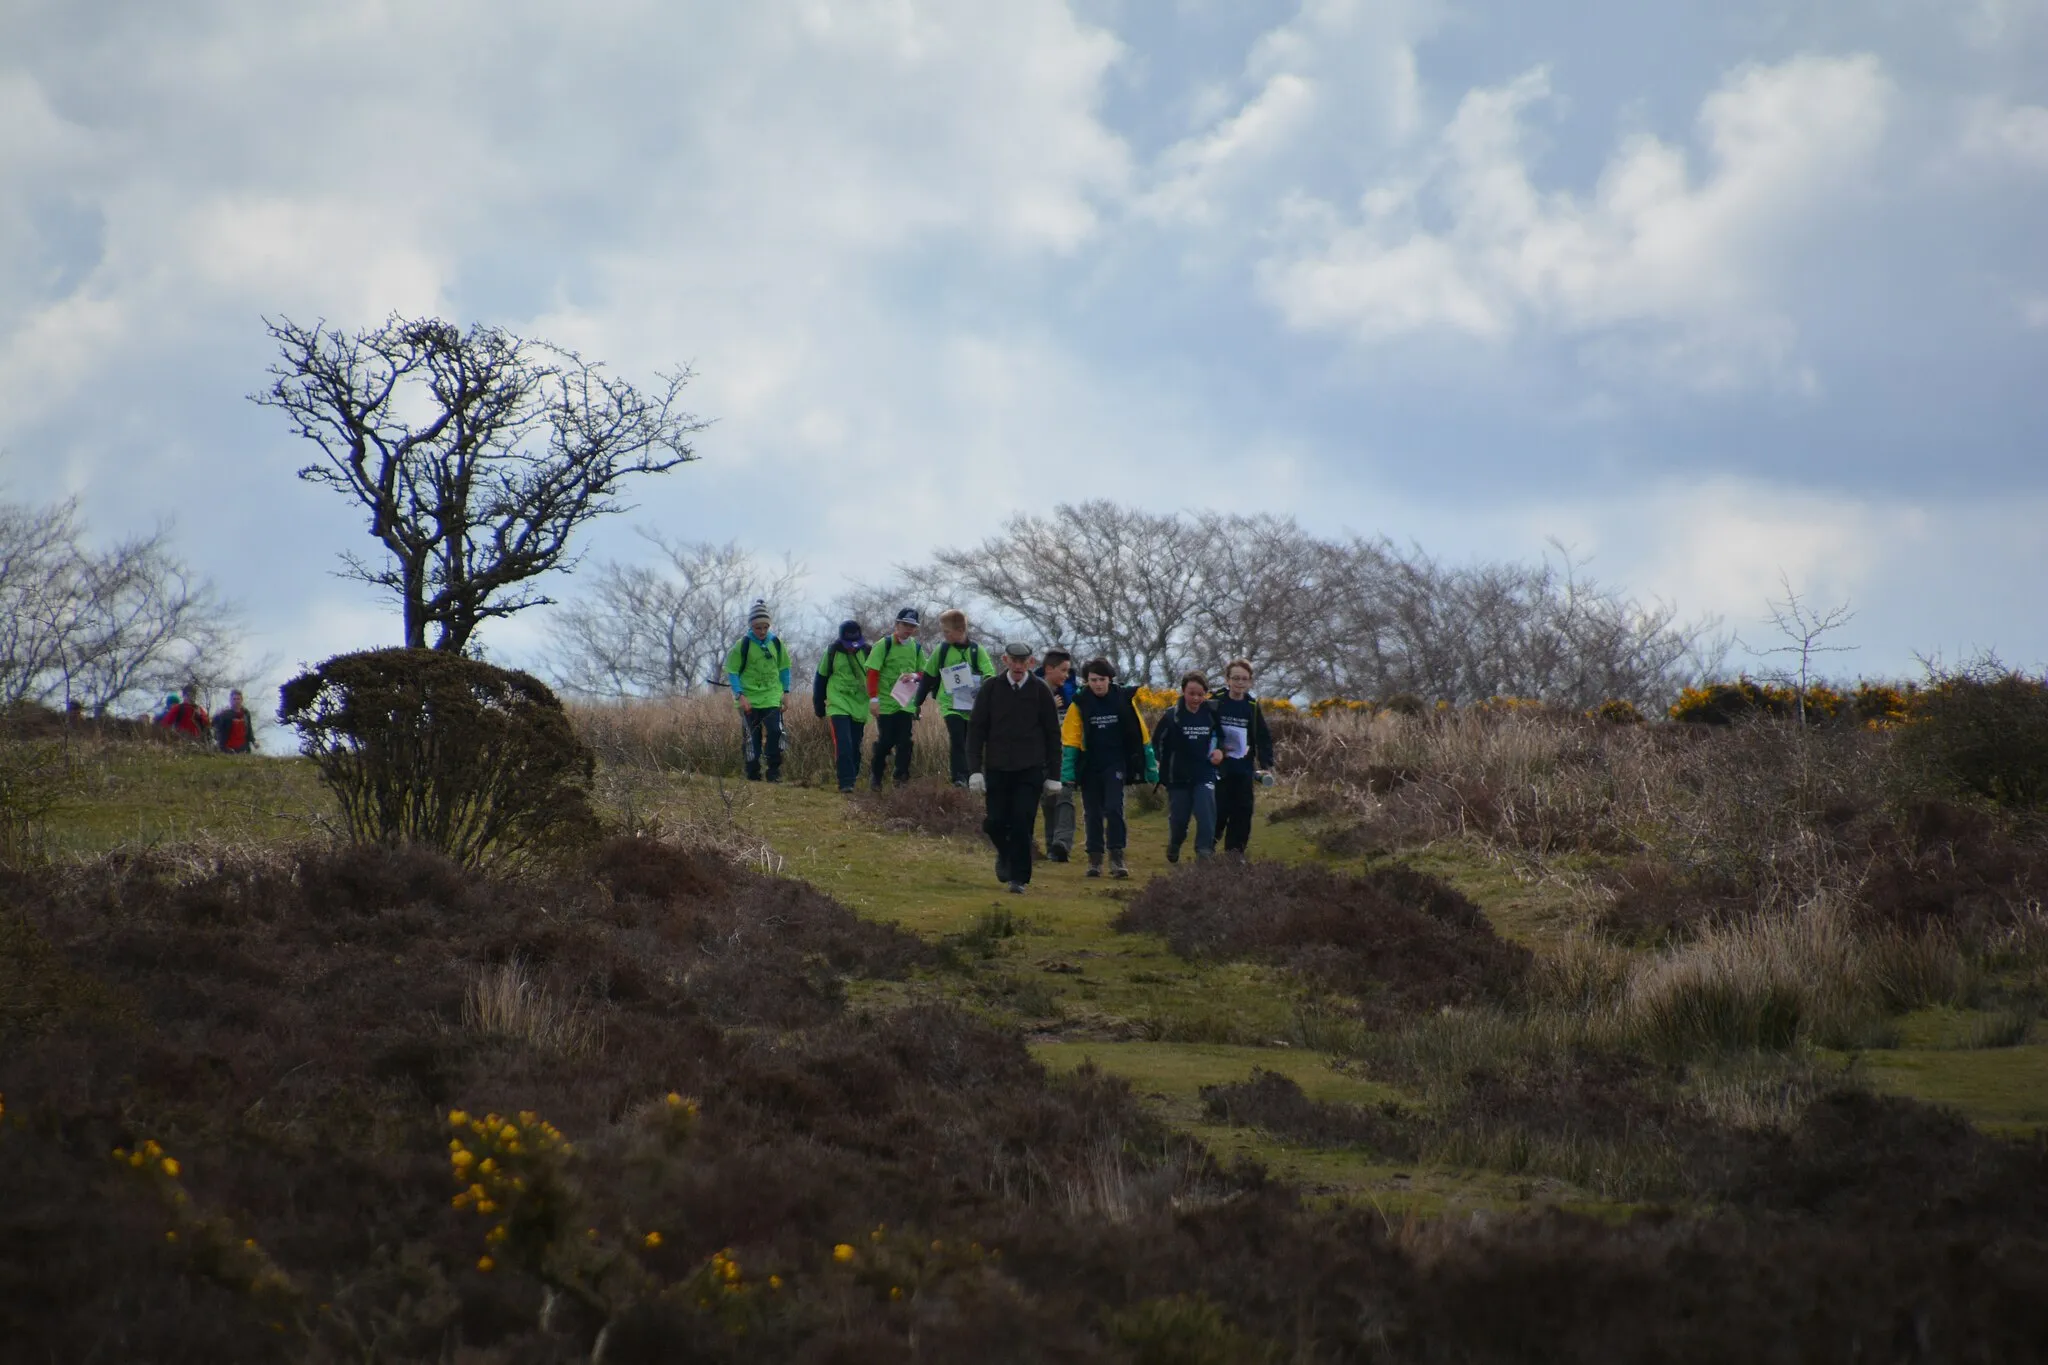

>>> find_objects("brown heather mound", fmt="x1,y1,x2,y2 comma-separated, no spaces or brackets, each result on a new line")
1201,1068,1420,1157
1113,860,1532,1020
850,780,985,837
1596,796,2048,946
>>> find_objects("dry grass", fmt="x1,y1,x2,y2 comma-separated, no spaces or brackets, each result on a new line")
569,693,957,786
462,957,604,1058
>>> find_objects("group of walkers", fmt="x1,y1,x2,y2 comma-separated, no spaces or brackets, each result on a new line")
724,603,1276,892
153,685,256,754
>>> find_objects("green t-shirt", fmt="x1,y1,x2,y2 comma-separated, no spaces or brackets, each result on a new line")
925,639,995,720
723,632,790,708
816,645,870,719
865,635,928,716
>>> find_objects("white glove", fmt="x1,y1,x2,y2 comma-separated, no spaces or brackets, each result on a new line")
868,698,881,714
1044,779,1062,795
968,773,985,794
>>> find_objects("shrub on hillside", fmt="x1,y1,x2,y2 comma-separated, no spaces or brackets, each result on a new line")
850,781,983,837
0,739,71,866
1898,658,2048,810
279,648,599,865
1112,860,1531,1020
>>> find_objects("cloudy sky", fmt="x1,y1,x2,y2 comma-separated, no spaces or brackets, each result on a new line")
4,0,2044,694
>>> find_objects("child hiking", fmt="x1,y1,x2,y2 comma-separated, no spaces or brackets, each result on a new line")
1036,647,1077,861
966,642,1063,894
814,619,871,793
865,608,926,789
1151,671,1223,862
1215,658,1277,856
918,609,996,787
725,600,792,782
1060,658,1156,878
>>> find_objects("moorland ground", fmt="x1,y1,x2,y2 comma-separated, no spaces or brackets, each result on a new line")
4,697,2047,1361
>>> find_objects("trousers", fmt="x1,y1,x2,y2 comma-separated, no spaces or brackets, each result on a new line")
827,715,865,791
740,706,784,780
945,713,971,786
1080,769,1127,854
982,766,1044,885
1167,783,1217,860
1040,784,1076,855
1218,772,1257,853
871,711,915,785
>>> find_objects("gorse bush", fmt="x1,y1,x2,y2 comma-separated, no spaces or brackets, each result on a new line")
1899,658,2048,809
278,648,599,866
1669,678,1917,727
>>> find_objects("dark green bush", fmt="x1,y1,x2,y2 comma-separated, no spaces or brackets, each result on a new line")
1899,658,2048,809
278,648,599,865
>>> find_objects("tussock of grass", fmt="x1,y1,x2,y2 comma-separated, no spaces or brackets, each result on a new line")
463,957,604,1058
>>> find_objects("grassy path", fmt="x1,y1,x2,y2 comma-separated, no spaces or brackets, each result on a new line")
620,776,1648,1213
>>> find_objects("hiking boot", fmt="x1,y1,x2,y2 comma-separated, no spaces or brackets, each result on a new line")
1164,845,1180,865
1085,852,1103,878
1049,845,1069,863
1109,850,1128,879
1007,881,1027,895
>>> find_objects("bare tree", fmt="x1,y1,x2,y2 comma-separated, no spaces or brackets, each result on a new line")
1309,540,1719,708
932,502,1210,684
1743,572,1856,722
0,494,245,716
254,315,707,653
547,536,804,698
1184,513,1330,696
902,502,1716,705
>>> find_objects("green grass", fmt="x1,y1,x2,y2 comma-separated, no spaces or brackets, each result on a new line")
1855,1044,2048,1135
33,739,333,856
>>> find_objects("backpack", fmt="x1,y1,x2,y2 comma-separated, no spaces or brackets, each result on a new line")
735,633,785,675
931,640,985,674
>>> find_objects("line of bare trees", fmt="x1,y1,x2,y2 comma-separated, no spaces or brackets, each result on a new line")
0,494,244,717
547,501,1721,709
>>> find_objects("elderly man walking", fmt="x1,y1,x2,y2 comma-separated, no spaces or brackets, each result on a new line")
966,642,1063,894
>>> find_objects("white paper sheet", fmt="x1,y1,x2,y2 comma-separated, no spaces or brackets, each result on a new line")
1221,721,1250,759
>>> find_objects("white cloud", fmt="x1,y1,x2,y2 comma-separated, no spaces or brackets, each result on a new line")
1257,55,1893,389
1963,99,2048,169
2023,296,2048,328
1139,0,1438,231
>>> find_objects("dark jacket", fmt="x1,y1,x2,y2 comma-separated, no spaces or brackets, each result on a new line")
213,706,254,754
1060,685,1153,782
1152,701,1222,788
966,670,1061,775
1214,694,1275,774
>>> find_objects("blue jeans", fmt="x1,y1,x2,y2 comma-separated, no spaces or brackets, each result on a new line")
1081,769,1127,854
1167,783,1217,860
741,706,783,780
828,714,865,791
